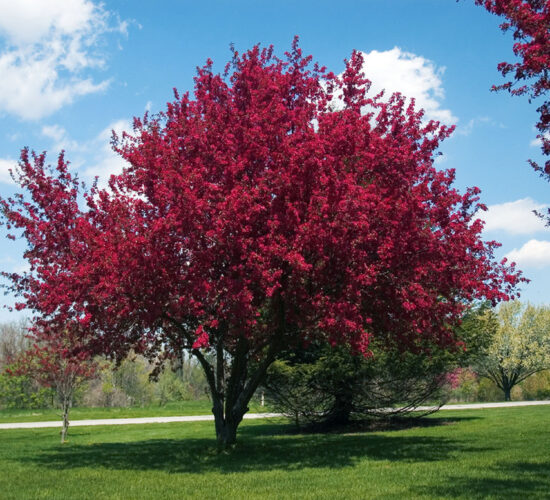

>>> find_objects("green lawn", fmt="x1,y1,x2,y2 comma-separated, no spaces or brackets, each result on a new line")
0,400,268,423
1,406,548,499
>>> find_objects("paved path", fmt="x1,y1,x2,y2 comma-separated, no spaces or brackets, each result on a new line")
1,401,549,430
0,412,282,429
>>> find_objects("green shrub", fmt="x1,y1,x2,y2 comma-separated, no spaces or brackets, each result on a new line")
476,378,502,402
0,372,53,409
156,368,194,405
519,370,550,400
448,369,479,402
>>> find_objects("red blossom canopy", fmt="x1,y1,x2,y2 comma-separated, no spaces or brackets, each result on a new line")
2,41,522,357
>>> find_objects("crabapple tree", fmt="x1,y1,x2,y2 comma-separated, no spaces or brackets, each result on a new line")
8,323,96,443
0,40,523,448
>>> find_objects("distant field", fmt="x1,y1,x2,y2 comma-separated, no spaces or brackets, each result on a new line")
1,406,548,499
0,400,268,424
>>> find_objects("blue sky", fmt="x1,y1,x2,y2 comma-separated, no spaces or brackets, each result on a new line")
0,0,549,322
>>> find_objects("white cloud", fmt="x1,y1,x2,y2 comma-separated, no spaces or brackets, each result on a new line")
82,119,132,184
2,118,131,188
530,132,549,147
479,198,549,235
38,119,131,186
41,124,67,144
455,116,501,136
0,0,126,120
356,47,456,125
41,124,80,152
0,0,99,46
434,153,447,165
506,240,550,268
12,261,31,274
41,119,132,185
0,157,16,184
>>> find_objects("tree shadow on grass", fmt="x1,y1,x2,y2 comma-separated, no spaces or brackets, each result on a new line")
267,415,482,436
415,461,550,499
21,416,489,474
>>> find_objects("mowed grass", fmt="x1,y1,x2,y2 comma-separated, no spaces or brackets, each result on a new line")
1,407,549,499
0,400,267,423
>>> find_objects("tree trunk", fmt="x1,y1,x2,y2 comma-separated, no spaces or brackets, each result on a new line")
60,398,70,444
498,369,514,402
171,313,282,451
215,417,240,450
57,377,74,444
326,393,353,426
208,348,277,450
503,386,512,402
212,398,246,451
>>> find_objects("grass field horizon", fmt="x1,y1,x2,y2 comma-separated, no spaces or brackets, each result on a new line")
1,406,548,499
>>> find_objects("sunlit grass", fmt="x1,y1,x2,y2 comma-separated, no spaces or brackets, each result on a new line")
1,406,548,499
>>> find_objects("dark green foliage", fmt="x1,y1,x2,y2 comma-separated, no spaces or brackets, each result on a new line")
262,340,457,428
262,305,498,428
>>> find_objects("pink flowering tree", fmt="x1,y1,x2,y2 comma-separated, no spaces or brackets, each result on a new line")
9,323,96,443
1,40,523,449
474,0,550,211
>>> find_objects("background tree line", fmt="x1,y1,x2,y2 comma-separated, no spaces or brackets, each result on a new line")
2,301,548,421
0,321,210,410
